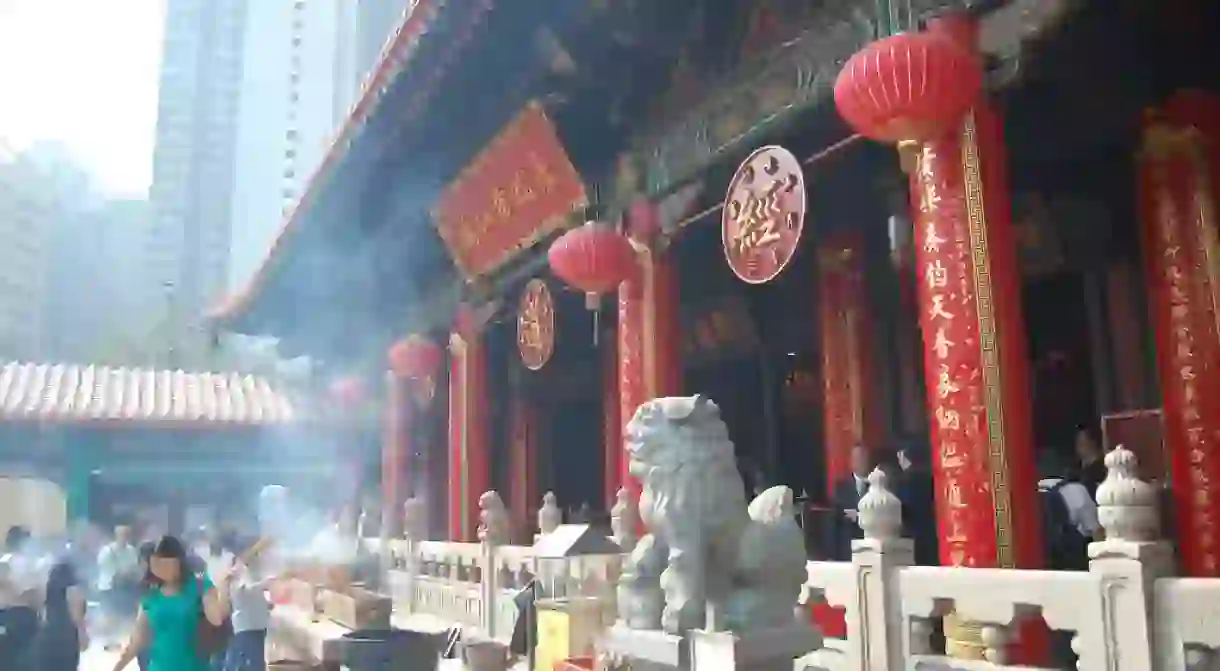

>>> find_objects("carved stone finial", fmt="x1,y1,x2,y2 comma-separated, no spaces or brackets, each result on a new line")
478,491,509,545
1096,445,1160,542
538,491,561,535
611,487,639,552
402,497,426,540
857,468,902,540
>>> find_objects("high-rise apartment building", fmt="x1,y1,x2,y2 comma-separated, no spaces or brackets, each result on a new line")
0,141,50,359
354,0,416,93
227,0,413,290
147,0,248,356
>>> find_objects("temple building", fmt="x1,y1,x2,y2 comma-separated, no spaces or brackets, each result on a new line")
0,361,359,535
210,0,1219,636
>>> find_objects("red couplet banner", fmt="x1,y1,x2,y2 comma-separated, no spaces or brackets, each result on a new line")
435,102,587,279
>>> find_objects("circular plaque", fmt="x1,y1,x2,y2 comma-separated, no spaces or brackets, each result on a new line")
721,145,807,284
517,279,555,371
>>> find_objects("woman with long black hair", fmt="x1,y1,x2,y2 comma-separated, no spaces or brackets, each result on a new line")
110,536,232,671
26,557,89,671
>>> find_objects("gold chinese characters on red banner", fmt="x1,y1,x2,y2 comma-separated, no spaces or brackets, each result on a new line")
911,142,994,569
517,279,555,371
1139,106,1220,576
721,145,807,284
435,103,587,279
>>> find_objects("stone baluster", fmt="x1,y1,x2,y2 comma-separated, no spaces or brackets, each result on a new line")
611,487,639,554
477,491,508,639
848,467,911,671
399,497,425,613
1087,445,1173,671
538,491,561,537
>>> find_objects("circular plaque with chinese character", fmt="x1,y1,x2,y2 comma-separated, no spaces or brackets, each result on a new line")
517,279,555,371
722,145,807,284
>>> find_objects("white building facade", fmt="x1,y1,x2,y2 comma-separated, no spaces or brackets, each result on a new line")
147,0,248,358
227,0,414,291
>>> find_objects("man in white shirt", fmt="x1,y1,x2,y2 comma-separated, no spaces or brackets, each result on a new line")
96,525,140,644
223,538,273,671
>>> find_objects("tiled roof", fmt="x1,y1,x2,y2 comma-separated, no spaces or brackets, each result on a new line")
0,362,295,426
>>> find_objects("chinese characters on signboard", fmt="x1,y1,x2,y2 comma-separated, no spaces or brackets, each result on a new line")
721,145,807,284
517,279,555,371
435,103,587,279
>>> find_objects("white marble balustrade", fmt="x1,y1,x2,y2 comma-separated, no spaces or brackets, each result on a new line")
382,491,623,645
796,445,1219,671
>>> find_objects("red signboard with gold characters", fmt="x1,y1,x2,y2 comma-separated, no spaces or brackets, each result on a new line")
721,145,807,284
517,279,555,371
435,102,588,279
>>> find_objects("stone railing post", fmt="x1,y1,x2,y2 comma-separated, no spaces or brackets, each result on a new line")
848,467,911,671
538,491,561,538
400,497,425,613
477,490,509,639
1085,445,1173,671
610,487,639,554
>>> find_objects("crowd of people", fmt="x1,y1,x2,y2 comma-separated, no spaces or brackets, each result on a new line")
0,524,272,671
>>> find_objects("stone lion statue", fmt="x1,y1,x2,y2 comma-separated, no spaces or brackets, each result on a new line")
618,395,804,634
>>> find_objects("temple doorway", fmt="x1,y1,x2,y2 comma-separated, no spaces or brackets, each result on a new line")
490,278,607,536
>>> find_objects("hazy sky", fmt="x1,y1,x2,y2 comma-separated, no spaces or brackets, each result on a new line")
0,0,164,195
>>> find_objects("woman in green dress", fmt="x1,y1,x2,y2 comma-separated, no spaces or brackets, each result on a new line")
111,536,232,671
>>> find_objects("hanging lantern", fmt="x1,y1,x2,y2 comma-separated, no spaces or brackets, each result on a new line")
388,335,444,404
547,221,637,310
388,336,443,379
329,376,366,407
833,31,983,172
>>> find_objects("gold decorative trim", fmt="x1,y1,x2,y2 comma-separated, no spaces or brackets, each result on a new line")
1187,141,1220,350
960,112,1016,569
843,307,863,441
641,247,659,399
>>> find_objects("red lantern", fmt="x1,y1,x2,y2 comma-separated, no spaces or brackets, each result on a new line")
547,221,637,310
329,376,365,407
833,31,983,171
388,336,443,380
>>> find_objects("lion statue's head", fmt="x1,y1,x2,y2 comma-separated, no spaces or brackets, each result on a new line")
625,395,748,537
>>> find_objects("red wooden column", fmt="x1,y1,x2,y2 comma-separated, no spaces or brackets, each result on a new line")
1137,90,1220,576
617,200,683,501
508,395,538,542
911,14,1042,660
448,305,491,541
818,232,883,495
381,371,411,536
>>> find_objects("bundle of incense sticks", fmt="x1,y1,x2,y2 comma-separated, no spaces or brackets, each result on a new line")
240,536,274,564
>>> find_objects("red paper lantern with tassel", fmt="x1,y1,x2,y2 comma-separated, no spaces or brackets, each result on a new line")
388,335,444,403
833,31,984,171
547,221,637,310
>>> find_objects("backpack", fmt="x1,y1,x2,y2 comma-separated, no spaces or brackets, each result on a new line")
1040,480,1089,571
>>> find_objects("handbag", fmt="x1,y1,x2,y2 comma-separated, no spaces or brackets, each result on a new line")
195,576,233,657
